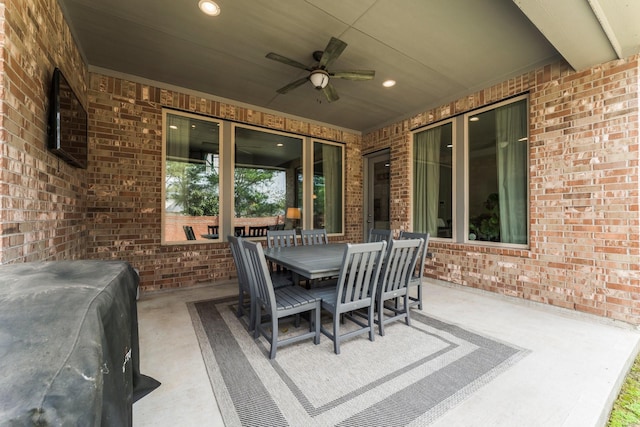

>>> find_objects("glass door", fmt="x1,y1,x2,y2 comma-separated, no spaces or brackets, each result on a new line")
363,150,390,241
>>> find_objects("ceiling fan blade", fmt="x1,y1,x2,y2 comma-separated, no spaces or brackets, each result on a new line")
331,70,375,80
276,77,309,94
322,82,339,102
266,52,311,71
319,37,347,68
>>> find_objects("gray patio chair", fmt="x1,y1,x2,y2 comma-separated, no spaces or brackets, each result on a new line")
241,240,321,359
183,225,196,240
229,236,293,332
308,241,387,354
266,229,298,248
376,238,423,336
266,229,298,274
228,235,255,329
368,228,392,244
248,225,269,237
398,231,430,310
300,228,328,245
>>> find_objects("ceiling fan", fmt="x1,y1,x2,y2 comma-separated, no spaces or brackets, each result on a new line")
265,36,375,102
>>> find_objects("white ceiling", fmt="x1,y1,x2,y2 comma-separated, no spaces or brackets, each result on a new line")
57,0,640,133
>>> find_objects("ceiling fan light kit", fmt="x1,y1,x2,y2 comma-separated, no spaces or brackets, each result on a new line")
266,36,375,102
309,70,329,89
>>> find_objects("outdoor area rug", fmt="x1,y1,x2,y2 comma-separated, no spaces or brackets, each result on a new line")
188,296,529,426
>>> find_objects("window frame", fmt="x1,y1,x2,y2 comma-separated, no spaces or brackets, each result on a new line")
410,118,456,242
309,138,345,235
463,94,530,249
161,108,345,244
161,109,224,245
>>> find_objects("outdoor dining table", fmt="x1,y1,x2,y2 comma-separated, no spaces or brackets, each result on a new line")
262,243,347,282
200,234,219,239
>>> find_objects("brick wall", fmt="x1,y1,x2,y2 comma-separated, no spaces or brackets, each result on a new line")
0,0,88,263
2,1,639,324
364,57,640,323
87,73,361,290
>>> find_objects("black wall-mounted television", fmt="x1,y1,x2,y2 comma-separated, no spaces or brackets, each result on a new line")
48,67,88,168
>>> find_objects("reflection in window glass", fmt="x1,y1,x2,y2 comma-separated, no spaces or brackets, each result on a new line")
413,122,453,238
164,113,220,241
234,127,302,235
467,98,528,244
313,142,343,233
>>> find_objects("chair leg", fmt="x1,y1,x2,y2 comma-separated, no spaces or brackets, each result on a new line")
248,295,256,332
333,314,341,355
378,297,385,336
313,304,321,345
405,294,411,326
417,283,423,310
367,305,375,342
237,291,244,317
294,313,301,328
269,316,278,359
253,304,261,339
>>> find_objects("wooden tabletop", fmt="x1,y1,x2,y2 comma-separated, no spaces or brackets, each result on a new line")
263,243,347,280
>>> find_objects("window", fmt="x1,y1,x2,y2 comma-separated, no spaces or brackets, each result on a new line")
467,97,528,245
233,126,302,235
162,109,344,242
413,122,453,238
412,95,529,247
163,111,221,242
312,141,343,233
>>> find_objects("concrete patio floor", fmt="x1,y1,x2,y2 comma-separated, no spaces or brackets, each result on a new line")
133,278,640,427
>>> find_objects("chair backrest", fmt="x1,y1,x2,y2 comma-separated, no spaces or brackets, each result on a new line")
300,229,328,245
378,238,423,295
183,225,196,240
241,240,276,313
266,229,298,248
248,225,269,237
228,235,250,295
399,231,430,280
368,228,392,243
234,225,246,237
208,225,219,235
334,241,387,311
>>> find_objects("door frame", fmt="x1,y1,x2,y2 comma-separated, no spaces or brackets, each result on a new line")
363,149,391,241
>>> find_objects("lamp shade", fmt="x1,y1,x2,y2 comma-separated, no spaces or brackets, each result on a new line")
286,207,301,219
309,70,329,89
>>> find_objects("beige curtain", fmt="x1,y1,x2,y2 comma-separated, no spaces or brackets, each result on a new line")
413,127,441,235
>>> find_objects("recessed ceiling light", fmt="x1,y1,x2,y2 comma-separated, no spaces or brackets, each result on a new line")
276,143,284,147
169,125,178,129
518,137,528,142
469,116,479,122
199,0,220,16
447,144,453,148
382,80,396,88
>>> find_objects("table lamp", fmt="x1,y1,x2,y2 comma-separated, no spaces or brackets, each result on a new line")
286,207,301,229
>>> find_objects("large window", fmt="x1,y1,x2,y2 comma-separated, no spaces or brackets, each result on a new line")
412,95,529,247
162,110,344,242
467,97,528,245
233,126,302,235
413,121,453,238
164,112,221,242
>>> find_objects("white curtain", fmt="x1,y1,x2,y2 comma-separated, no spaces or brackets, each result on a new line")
496,101,527,244
322,144,341,233
413,127,441,235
